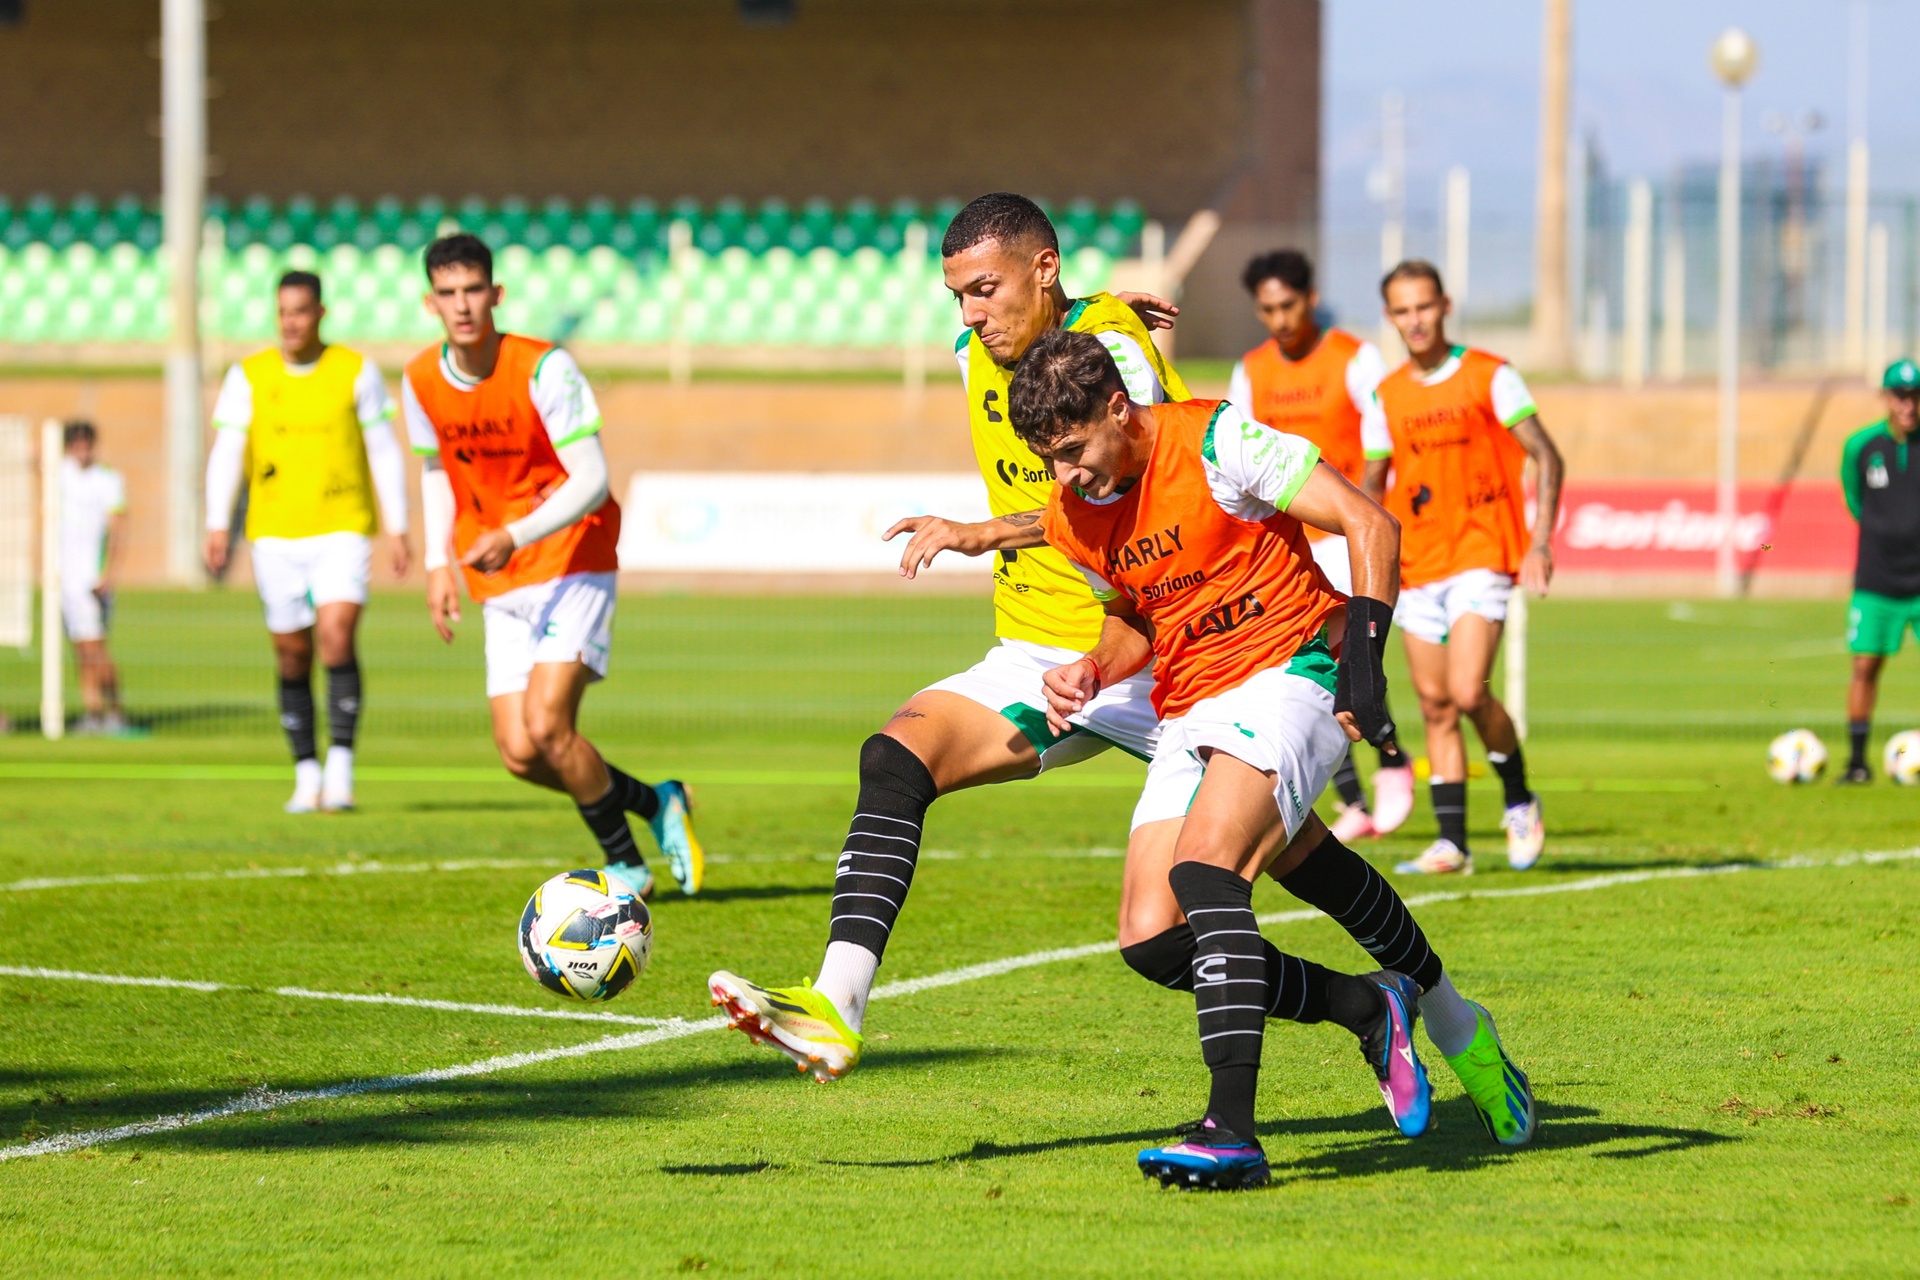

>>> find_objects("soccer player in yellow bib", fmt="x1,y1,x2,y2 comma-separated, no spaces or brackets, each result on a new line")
709,193,1191,1078
204,270,410,813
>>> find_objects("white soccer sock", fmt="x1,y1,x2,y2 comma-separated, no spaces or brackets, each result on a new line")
323,745,354,798
1419,973,1482,1057
814,940,879,1032
292,758,323,798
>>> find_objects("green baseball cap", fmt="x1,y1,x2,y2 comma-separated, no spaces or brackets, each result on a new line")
1886,358,1920,392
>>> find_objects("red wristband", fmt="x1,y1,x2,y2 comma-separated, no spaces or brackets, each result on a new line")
1084,656,1104,693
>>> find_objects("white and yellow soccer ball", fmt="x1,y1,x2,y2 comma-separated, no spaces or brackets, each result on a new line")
519,868,653,1001
1766,729,1828,784
1883,730,1920,785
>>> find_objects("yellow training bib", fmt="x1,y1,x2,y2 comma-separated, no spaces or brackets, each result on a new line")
960,292,1191,649
240,345,380,540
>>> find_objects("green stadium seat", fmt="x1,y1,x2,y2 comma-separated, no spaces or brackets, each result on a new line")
22,194,57,240
109,195,144,242
798,198,835,251
496,196,530,242
46,218,77,250
285,196,318,244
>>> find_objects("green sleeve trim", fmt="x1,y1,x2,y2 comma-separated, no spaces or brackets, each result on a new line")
1364,446,1394,460
952,330,972,354
412,444,440,457
212,418,251,434
552,418,602,448
1272,443,1322,511
1200,401,1231,465
1500,404,1538,429
359,405,397,428
1060,298,1090,330
532,347,557,380
1841,422,1887,519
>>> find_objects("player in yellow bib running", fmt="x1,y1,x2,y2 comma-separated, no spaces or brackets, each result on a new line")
709,194,1188,1077
204,270,410,813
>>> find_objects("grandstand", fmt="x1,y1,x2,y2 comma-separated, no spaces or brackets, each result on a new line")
0,194,1140,350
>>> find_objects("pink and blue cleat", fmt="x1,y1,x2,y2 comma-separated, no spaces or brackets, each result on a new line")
1359,971,1432,1137
1137,1118,1270,1191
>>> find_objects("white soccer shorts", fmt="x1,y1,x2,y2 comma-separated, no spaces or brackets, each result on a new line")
482,571,617,699
251,532,372,634
923,637,1161,770
61,585,109,643
1310,533,1353,597
1131,665,1349,837
1393,568,1514,645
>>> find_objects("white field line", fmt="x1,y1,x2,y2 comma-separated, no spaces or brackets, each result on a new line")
0,967,677,1028
0,857,558,895
4,846,1915,1163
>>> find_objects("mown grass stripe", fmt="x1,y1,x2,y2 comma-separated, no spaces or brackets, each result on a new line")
3,846,1911,1163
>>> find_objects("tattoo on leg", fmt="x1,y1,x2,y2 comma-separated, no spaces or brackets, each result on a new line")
888,707,926,722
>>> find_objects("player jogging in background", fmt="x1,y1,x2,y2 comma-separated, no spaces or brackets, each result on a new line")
1837,358,1920,783
708,192,1193,1076
1016,330,1533,1187
1229,248,1415,842
59,421,130,735
405,233,700,899
204,270,410,811
1367,261,1564,875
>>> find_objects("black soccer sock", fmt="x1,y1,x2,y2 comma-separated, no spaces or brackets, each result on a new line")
1376,738,1409,770
605,763,660,821
324,660,361,749
278,675,317,764
1849,721,1871,770
1430,780,1469,852
1323,972,1387,1038
826,734,939,963
1168,861,1269,1138
1331,747,1367,810
1486,746,1531,808
1124,923,1338,1025
1278,831,1445,992
577,782,642,865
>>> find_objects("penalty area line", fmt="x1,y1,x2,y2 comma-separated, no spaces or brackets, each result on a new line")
0,857,561,895
3,845,1914,1162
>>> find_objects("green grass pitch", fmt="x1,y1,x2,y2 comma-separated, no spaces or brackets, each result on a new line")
0,592,1916,1276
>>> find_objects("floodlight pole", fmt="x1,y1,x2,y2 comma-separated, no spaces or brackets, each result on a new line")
1713,44,1751,599
162,0,206,585
1529,0,1574,373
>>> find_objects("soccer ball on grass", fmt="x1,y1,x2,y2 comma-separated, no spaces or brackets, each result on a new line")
1883,730,1920,786
1766,729,1828,785
519,868,653,1001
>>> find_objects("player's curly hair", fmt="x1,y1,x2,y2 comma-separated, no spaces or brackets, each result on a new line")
1242,248,1314,296
425,233,494,283
941,192,1059,259
1008,329,1125,452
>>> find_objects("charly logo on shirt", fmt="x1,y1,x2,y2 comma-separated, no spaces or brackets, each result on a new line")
1867,458,1890,489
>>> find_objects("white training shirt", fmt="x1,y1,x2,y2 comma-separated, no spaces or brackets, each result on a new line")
1071,403,1322,601
60,458,126,592
955,329,1167,405
402,344,604,454
1227,335,1391,458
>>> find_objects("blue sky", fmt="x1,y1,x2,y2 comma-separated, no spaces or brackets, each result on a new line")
1320,0,1920,317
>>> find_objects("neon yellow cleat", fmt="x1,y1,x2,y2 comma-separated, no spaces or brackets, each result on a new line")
1444,1001,1537,1147
708,971,863,1083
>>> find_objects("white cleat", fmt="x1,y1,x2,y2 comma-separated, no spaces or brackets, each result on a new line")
321,748,355,812
1369,765,1416,834
284,789,322,815
1330,803,1378,843
1503,794,1545,870
1394,839,1472,876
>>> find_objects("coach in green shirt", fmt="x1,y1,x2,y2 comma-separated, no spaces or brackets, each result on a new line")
1838,357,1920,782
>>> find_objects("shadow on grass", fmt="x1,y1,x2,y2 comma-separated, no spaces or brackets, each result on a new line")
665,883,831,905
400,800,553,814
661,1160,783,1176
3,1047,988,1155
820,1100,1734,1176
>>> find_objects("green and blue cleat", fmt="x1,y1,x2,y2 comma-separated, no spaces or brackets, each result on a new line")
1444,1000,1537,1146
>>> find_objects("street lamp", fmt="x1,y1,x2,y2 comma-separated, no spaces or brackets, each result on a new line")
1711,28,1757,597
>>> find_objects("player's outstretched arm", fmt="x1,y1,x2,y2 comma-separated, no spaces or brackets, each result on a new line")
1042,603,1152,735
1288,462,1400,606
1510,415,1564,596
885,510,1047,578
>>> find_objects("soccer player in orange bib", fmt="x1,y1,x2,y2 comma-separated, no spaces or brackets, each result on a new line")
1230,248,1415,843
1366,261,1564,875
404,234,702,899
1017,330,1534,1189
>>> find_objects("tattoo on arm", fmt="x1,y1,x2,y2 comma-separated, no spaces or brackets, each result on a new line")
1004,510,1041,526
888,707,926,722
